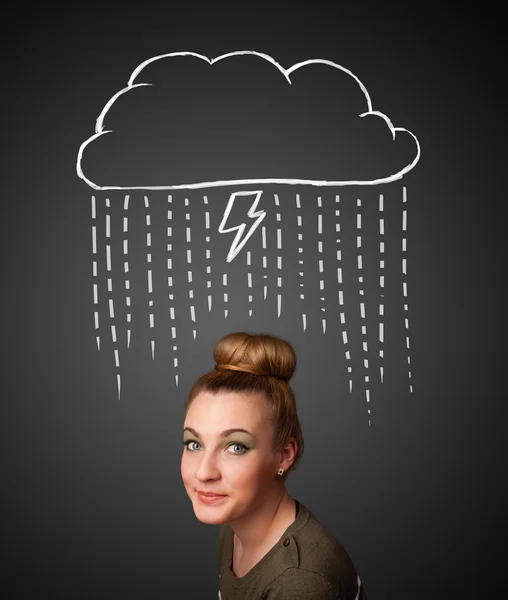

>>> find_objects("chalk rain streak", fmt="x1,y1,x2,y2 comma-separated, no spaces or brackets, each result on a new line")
89,188,412,420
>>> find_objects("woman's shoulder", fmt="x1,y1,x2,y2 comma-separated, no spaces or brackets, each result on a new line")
264,567,340,599
278,501,363,599
291,502,355,563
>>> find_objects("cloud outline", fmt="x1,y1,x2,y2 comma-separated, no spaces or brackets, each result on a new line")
76,50,421,190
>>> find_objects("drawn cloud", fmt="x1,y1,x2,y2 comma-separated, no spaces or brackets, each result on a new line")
77,51,420,189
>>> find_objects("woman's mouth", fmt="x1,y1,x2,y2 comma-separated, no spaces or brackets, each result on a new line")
197,491,227,504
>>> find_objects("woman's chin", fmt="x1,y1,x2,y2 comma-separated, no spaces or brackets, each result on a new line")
192,498,230,523
194,506,228,525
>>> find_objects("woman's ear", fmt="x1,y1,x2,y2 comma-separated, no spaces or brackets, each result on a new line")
280,437,298,471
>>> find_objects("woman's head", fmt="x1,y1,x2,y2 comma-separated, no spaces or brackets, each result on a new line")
180,332,304,524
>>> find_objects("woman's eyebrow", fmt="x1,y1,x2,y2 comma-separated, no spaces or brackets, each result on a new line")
183,427,253,438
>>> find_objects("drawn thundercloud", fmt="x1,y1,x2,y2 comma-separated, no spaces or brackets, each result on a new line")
77,51,420,424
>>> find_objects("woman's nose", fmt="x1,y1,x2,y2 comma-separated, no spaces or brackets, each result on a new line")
195,451,221,480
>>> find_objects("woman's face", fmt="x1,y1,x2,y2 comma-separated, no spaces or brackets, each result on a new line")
181,389,281,525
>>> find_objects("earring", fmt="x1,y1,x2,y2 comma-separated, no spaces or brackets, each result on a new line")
277,468,285,476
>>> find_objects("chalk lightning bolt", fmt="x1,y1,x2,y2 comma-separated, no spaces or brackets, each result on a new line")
219,190,266,263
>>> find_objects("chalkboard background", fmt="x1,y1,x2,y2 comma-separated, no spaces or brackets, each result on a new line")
4,5,505,599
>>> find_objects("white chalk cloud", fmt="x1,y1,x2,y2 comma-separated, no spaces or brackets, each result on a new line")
77,51,420,189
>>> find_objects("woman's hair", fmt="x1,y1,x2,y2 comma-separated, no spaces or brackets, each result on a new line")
185,332,304,480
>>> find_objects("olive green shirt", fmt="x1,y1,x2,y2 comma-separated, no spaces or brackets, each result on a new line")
218,500,367,599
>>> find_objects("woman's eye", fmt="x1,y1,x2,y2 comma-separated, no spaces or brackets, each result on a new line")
183,441,248,454
227,443,248,455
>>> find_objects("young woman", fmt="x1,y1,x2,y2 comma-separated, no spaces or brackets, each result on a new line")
181,332,367,599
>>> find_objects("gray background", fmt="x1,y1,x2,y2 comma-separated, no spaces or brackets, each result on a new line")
3,4,505,599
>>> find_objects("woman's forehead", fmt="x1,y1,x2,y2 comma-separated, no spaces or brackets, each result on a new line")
185,390,272,433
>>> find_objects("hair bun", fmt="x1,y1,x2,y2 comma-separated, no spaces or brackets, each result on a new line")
213,332,296,382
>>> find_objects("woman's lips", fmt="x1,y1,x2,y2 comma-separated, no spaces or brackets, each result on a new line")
197,491,227,503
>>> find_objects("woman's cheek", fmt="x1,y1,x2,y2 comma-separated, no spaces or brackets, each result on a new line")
180,455,193,484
